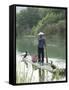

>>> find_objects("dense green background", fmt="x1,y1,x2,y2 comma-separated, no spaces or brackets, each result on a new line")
16,7,66,37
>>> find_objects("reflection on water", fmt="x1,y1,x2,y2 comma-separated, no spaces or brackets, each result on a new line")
16,51,66,83
16,35,66,83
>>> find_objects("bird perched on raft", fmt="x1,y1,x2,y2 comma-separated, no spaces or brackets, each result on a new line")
21,51,28,67
21,51,28,59
21,51,38,63
50,61,56,69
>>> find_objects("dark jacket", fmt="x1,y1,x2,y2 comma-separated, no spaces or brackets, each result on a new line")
38,36,46,48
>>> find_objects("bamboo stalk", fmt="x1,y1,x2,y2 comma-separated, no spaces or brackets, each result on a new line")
46,48,48,63
45,39,48,63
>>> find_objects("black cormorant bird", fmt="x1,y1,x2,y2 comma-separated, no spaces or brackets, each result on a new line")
51,61,56,69
21,51,28,59
23,51,28,58
21,51,28,67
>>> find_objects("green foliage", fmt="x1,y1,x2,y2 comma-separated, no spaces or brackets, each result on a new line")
16,7,41,36
16,7,66,37
31,10,66,36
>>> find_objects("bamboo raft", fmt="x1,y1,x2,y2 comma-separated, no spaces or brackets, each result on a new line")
19,52,66,82
22,59,57,82
22,59,66,82
22,59,56,73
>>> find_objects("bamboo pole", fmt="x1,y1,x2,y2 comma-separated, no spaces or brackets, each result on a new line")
45,37,48,81
45,38,48,63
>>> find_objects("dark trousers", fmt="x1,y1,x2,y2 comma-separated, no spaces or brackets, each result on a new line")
38,47,44,63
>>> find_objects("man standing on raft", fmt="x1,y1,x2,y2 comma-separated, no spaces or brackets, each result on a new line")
38,32,46,65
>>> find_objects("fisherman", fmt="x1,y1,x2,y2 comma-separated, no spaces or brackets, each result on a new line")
38,32,46,65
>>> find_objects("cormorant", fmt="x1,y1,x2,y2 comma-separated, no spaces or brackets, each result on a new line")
23,51,27,58
51,61,56,69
